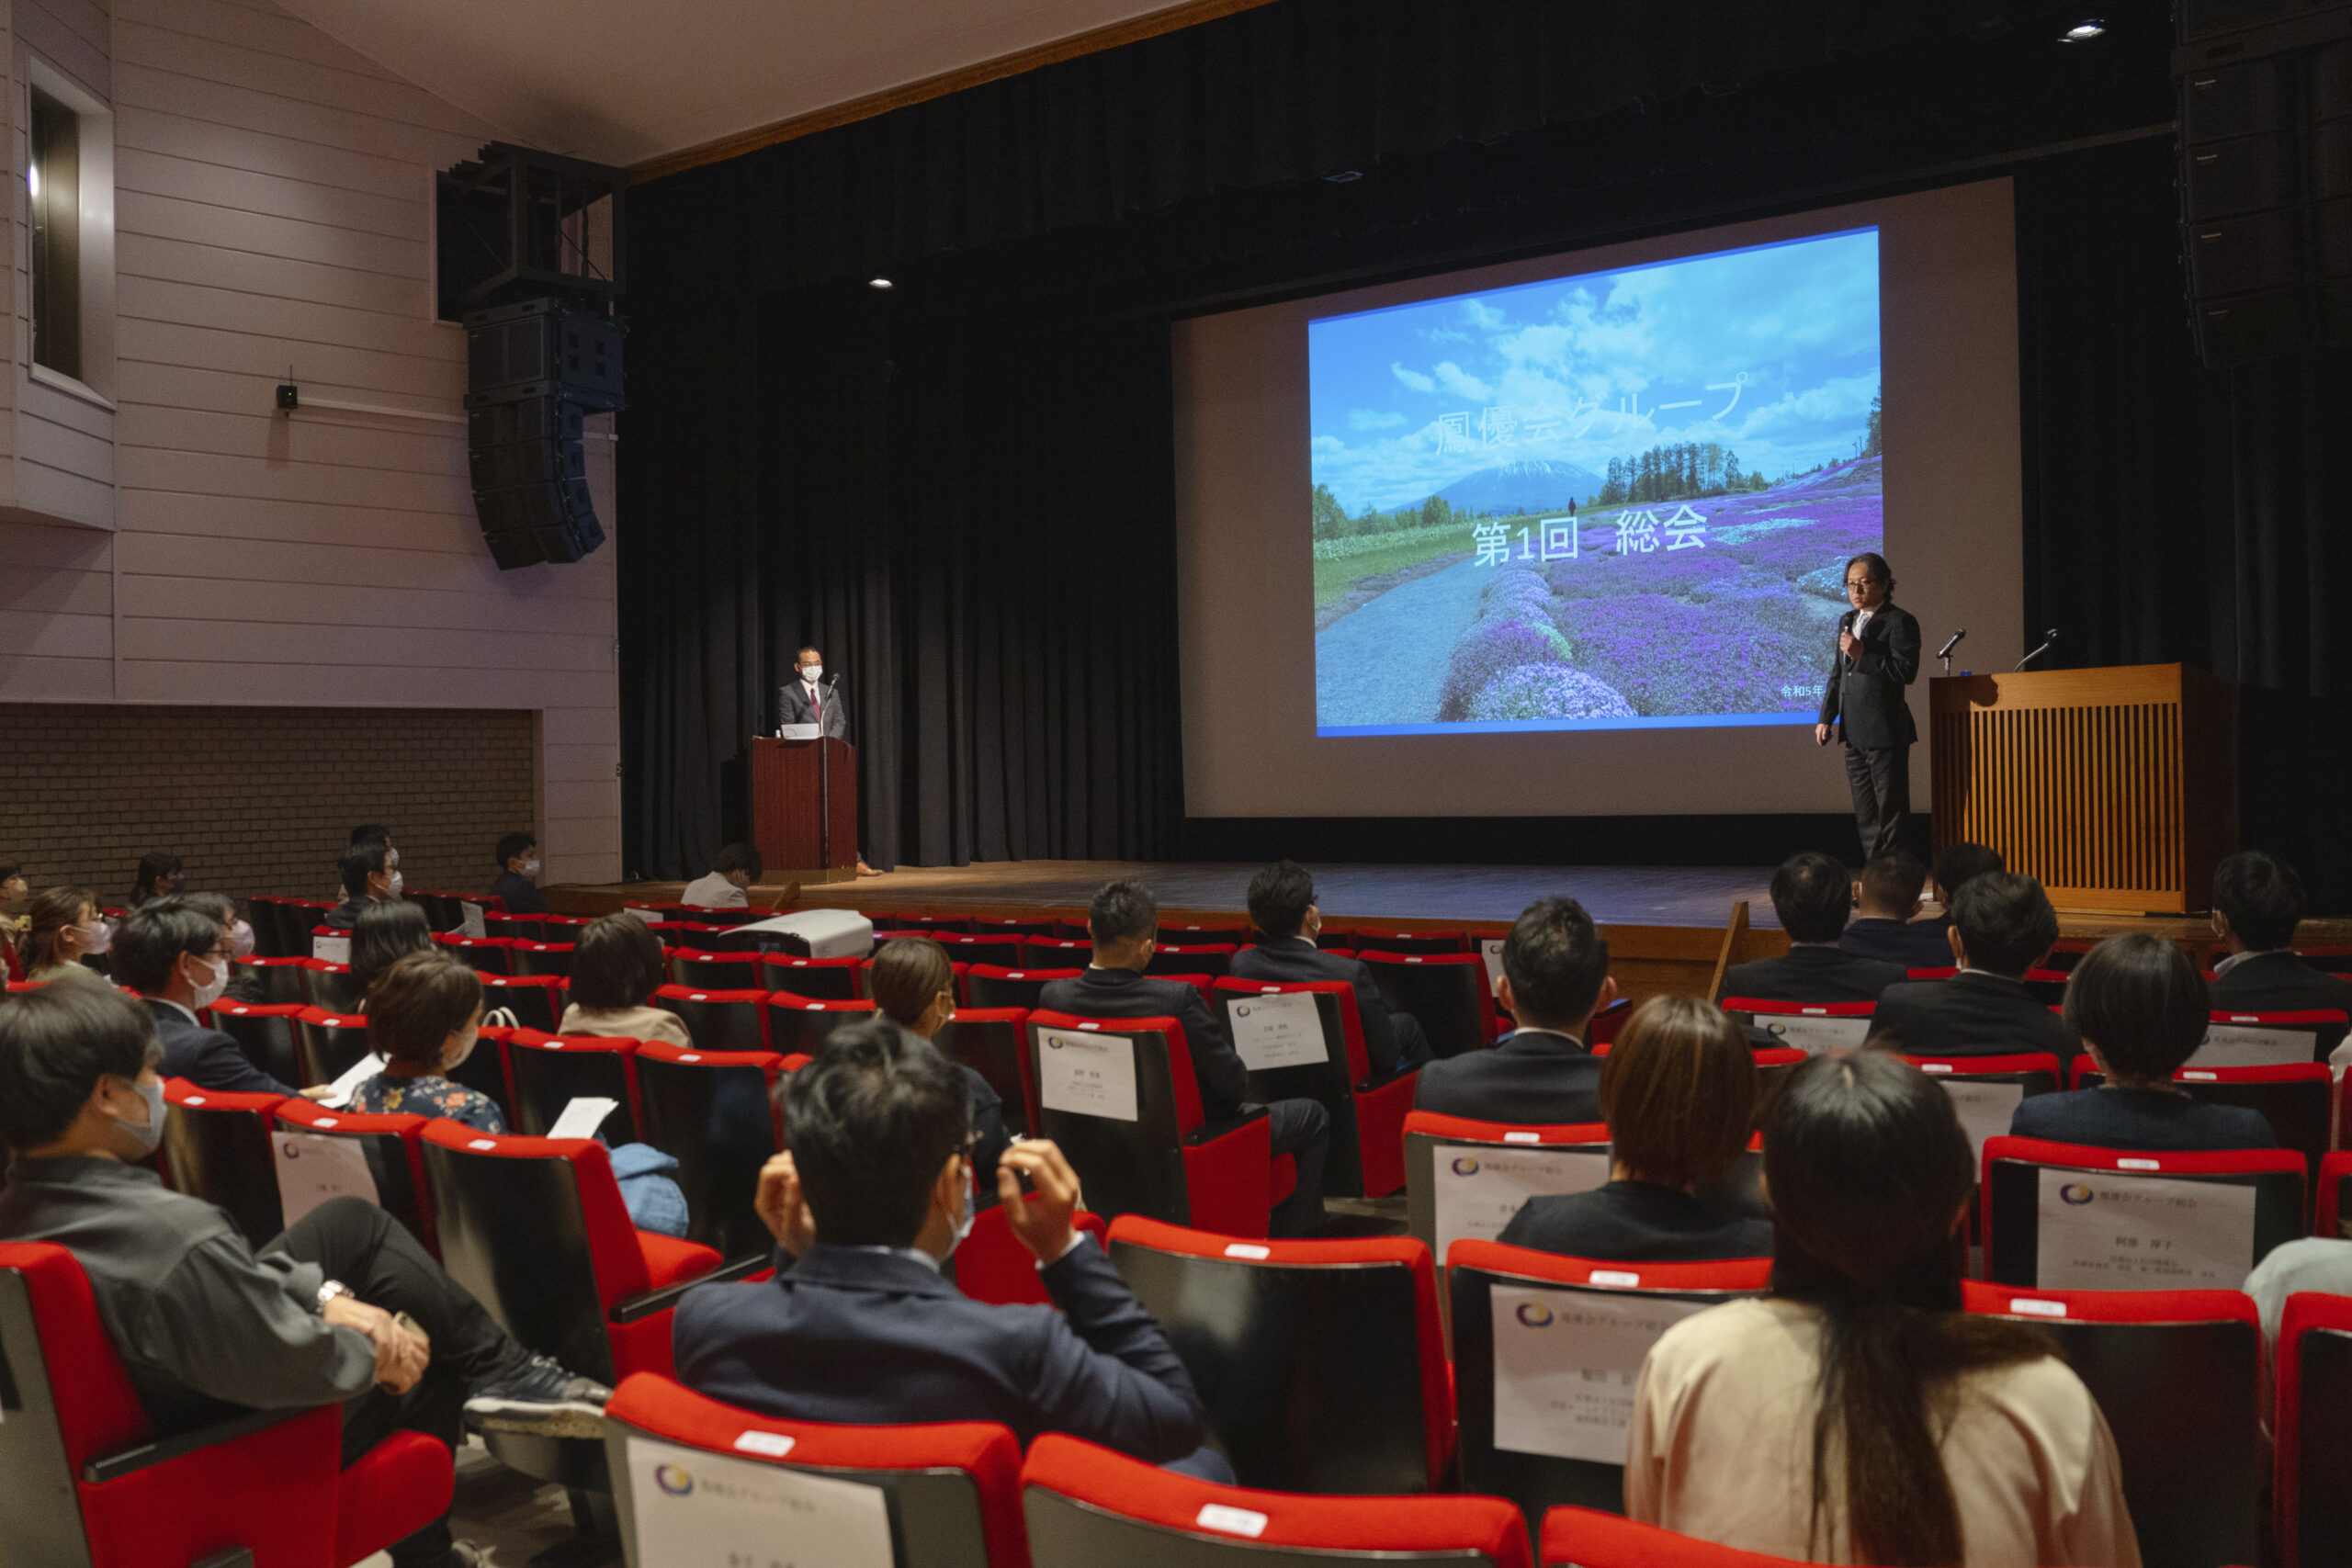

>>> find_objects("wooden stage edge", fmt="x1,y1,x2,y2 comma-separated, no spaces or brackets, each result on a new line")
542,860,2330,1010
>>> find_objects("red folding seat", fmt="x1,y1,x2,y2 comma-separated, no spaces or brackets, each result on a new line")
937,1006,1035,1134
0,1241,453,1568
1361,950,1502,1057
947,1204,1109,1306
1147,942,1238,979
505,1032,644,1143
602,1373,1029,1566
2196,1007,2350,1066
1402,1111,1610,1265
295,1006,374,1086
2320,1152,2352,1237
274,1097,436,1255
2277,1291,2352,1568
668,947,763,989
431,932,514,976
1965,1280,2260,1568
2019,966,2072,1006
483,910,548,943
758,991,878,1055
1107,1216,1452,1494
854,955,968,999
1981,1135,2303,1289
1347,928,1469,957
633,1039,790,1258
873,910,967,934
508,940,576,978
1213,976,1419,1197
447,1023,518,1121
1022,935,1092,965
1023,1009,1283,1236
962,962,1080,1011
1718,997,1872,1055
300,956,364,1013
204,998,308,1088
2067,1057,2332,1182
479,971,565,1032
1540,1506,1809,1568
1021,1432,1530,1566
159,1078,288,1248
928,932,1026,968
244,893,304,958
1155,919,1254,947
967,914,1064,938
1905,1052,2064,1159
1448,1242,1770,1523
653,982,772,1052
756,952,865,999
232,953,310,1006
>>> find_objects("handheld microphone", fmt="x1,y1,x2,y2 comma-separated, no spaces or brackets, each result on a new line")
2014,628,2060,671
1838,609,1857,671
1936,628,1966,660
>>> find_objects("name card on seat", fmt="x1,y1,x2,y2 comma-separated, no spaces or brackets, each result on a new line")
2033,1168,2257,1290
1490,1284,1708,1464
458,901,488,940
623,1434,891,1567
1939,1079,2026,1165
1434,1144,1610,1256
312,933,352,964
1749,1012,1870,1055
1229,992,1328,1071
2190,1024,2314,1068
274,1132,379,1227
1038,1029,1138,1122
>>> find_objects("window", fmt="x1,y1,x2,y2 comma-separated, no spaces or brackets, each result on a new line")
29,86,81,380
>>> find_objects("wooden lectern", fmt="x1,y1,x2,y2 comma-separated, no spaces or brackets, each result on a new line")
749,737,860,884
1928,663,2236,915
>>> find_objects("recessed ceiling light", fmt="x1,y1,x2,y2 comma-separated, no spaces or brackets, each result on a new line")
2062,19,2107,40
868,276,894,289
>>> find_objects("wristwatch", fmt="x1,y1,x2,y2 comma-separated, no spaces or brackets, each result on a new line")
316,1280,352,1310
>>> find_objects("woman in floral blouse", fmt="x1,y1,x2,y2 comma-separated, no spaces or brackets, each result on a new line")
349,949,503,1132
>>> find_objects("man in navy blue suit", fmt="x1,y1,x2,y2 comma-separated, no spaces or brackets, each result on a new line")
1228,861,1430,1076
671,1020,1226,1475
116,897,316,1099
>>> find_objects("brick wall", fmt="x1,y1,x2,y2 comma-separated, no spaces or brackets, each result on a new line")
0,704,537,905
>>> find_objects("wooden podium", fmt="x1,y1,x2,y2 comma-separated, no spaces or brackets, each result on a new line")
750,736,860,884
1928,664,2236,915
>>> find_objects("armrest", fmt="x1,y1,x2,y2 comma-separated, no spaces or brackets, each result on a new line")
608,1250,769,1325
1184,1106,1270,1146
83,1404,321,1484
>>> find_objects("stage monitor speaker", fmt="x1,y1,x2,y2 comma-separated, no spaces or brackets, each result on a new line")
2176,7,2352,365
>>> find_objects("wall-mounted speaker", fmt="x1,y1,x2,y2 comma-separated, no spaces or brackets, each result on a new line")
461,299,624,569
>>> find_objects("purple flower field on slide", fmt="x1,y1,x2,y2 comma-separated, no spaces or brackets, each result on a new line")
1433,457,1883,724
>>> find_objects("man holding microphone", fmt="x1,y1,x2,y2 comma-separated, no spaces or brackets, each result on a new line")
1815,551,1919,861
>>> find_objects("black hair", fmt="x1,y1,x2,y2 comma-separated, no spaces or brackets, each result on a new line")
0,983,163,1154
2212,850,2305,953
352,900,435,991
340,842,390,898
350,825,391,848
368,950,485,1066
1949,871,2057,977
1770,852,1854,944
495,831,537,868
571,912,669,1010
785,1018,970,1247
0,861,23,886
1843,552,1894,594
1499,897,1610,1029
711,841,763,879
1087,879,1158,948
1246,861,1317,942
130,852,184,908
1858,851,1928,916
113,897,230,995
2064,933,2211,1082
795,645,821,660
1931,841,2003,899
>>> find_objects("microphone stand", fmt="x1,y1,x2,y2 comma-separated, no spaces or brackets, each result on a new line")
2014,630,2059,672
817,676,843,875
1936,628,1966,677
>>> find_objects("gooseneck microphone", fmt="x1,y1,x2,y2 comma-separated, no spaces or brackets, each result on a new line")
2015,628,2060,671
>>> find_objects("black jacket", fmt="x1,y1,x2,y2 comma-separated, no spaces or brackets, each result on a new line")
1838,916,1957,971
2211,952,2352,1019
2009,1087,2276,1153
1227,937,1418,1077
1497,1180,1775,1263
1817,600,1920,750
778,680,850,739
150,999,299,1098
1036,967,1250,1120
1412,1029,1600,1126
488,870,546,916
1867,972,2083,1064
1721,944,1910,1004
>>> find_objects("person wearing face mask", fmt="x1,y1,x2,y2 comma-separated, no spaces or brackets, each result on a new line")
866,935,1011,1201
0,982,616,1568
488,831,548,916
18,886,113,987
325,841,402,931
128,851,186,909
775,645,882,878
348,950,506,1130
117,897,326,1099
673,1018,1227,1478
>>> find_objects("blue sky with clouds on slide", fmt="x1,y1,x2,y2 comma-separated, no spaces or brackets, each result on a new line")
1308,228,1883,514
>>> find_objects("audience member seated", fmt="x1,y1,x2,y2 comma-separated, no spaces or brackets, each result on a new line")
325,841,401,932
0,859,27,944
2008,933,2271,1151
1838,851,1956,970
1866,873,2083,1062
2208,850,2352,1018
350,952,505,1129
1228,859,1431,1075
1723,852,1909,1002
866,935,1012,1197
557,912,693,1046
1040,879,1330,1235
188,891,257,962
489,831,548,916
0,983,610,1568
127,850,185,909
1627,1051,2138,1567
117,897,318,1100
672,1020,1227,1478
1912,840,2004,953
352,900,436,998
1498,995,1772,1261
17,886,110,987
681,842,761,909
1413,897,1616,1124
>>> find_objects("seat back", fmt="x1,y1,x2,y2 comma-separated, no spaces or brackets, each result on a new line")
2072,1061,2332,1182
967,915,1065,939
1964,1280,2260,1568
1156,920,1253,948
435,932,515,976
604,1372,1028,1568
1215,978,1385,1196
669,948,763,989
0,1242,127,1566
509,941,577,978
300,957,364,1013
1023,1010,1198,1225
1347,929,1468,957
633,1040,786,1258
273,1098,435,1253
1902,1053,2062,1166
2320,1152,2352,1238
1106,1217,1449,1495
160,1079,288,1248
928,934,1025,968
1022,936,1093,966
451,1024,520,1121
1718,998,1872,1055
654,983,773,1053
758,954,866,999
1538,1506,1812,1568
2278,1291,2352,1568
1449,1241,1771,1527
484,911,547,943
506,1033,643,1144
936,1008,1033,1136
230,953,310,1006
1401,1111,1611,1265
1021,1433,1531,1568
1360,952,1500,1058
760,992,879,1056
963,964,1080,1012
2197,1008,2351,1066
204,999,307,1088
1981,1135,2304,1289
1146,943,1238,979
243,895,299,958
295,1006,375,1086
481,972,565,1032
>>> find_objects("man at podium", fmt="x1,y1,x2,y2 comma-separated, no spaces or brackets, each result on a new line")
1813,552,1919,861
776,645,879,876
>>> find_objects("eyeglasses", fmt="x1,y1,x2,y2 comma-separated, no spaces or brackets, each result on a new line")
1844,579,1878,592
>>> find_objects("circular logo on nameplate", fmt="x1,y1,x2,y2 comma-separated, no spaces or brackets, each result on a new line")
1451,1156,1480,1176
2058,1183,2097,1205
652,1463,695,1496
1516,1301,1555,1327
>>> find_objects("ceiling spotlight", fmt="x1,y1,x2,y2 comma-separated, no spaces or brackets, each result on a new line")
868,276,894,290
2061,18,2107,40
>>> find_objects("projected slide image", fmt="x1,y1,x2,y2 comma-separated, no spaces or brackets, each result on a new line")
1310,228,1882,736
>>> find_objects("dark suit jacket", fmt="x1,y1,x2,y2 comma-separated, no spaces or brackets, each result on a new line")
149,998,297,1098
2211,952,2352,1018
1412,1029,1600,1126
1036,967,1250,1120
1866,973,2083,1063
1227,936,1411,1078
2009,1087,2276,1152
672,1240,1204,1461
1721,944,1910,1004
1498,1180,1775,1263
488,871,546,916
1817,600,1920,750
779,680,849,739
1839,917,1957,971
321,897,371,932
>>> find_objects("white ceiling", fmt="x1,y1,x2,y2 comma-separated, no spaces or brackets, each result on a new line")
274,0,1190,169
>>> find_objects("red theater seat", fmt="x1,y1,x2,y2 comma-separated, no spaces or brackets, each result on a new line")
949,1205,1109,1306
1980,1136,2304,1290
204,999,308,1089
2278,1291,2352,1568
937,1006,1035,1135
504,1032,644,1144
159,1078,287,1249
1718,998,1872,1055
1360,951,1501,1057
294,1007,374,1086
432,932,515,976
756,953,865,999
1214,976,1419,1198
1400,1111,1611,1266
273,1098,436,1256
1540,1506,1812,1568
632,1039,791,1258
654,983,773,1053
963,962,1081,1011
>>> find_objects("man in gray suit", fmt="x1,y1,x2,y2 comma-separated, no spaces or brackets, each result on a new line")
1815,551,1920,862
776,644,876,876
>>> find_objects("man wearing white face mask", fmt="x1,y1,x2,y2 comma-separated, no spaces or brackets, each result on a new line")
488,831,548,916
117,898,328,1099
325,842,401,932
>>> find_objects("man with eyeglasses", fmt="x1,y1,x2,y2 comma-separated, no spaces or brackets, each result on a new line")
115,897,331,1099
1814,551,1920,862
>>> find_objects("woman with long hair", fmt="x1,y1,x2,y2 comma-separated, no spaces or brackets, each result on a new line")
18,887,110,987
129,852,185,908
350,900,435,997
865,935,1011,1204
1627,1051,2138,1566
